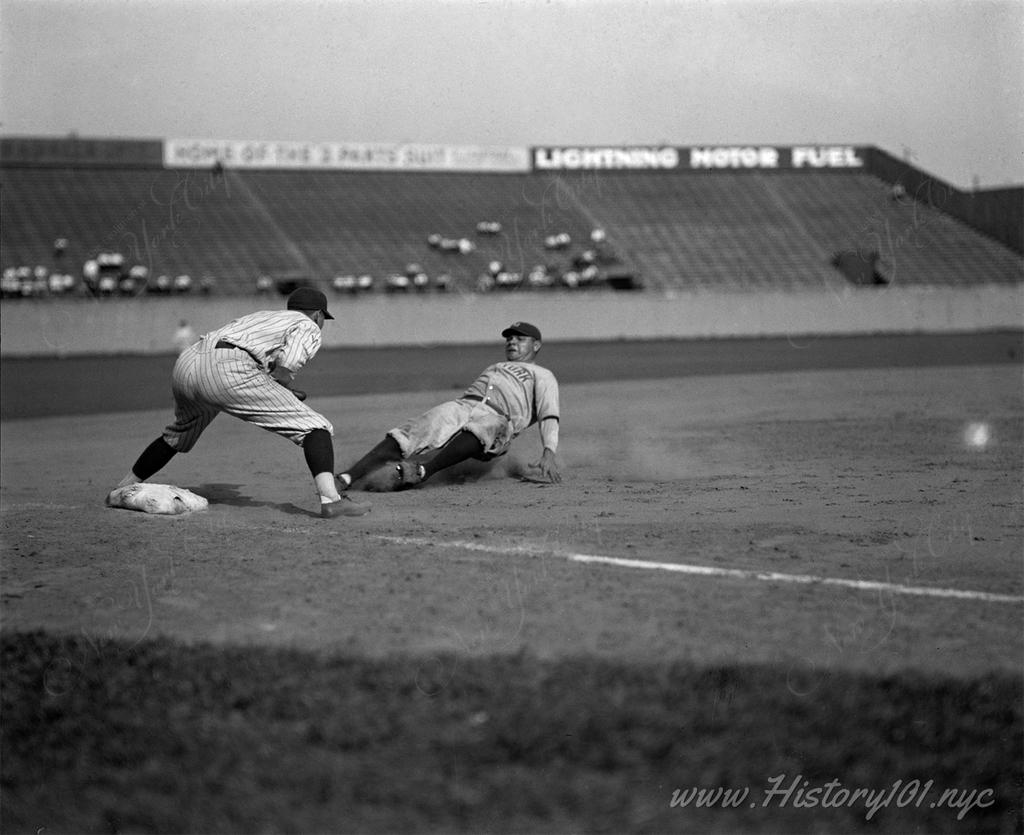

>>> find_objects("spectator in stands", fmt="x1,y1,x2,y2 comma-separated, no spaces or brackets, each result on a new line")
868,251,889,285
98,273,118,296
173,319,197,354
494,270,522,290
83,258,99,293
200,275,217,295
119,265,147,296
17,268,34,298
118,273,137,296
588,227,622,270
256,274,274,295
385,273,411,293
88,252,126,297
2,268,20,298
12,267,27,297
560,270,581,290
32,266,49,297
890,183,907,203
433,273,453,293
99,252,126,273
572,249,597,269
130,265,150,293
174,274,193,294
527,264,554,289
333,274,357,295
402,265,424,288
51,273,76,295
830,249,890,286
53,237,68,263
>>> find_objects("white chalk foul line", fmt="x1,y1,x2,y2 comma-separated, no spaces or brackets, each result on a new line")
376,536,1024,605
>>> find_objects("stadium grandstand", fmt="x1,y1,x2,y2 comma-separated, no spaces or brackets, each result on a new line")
2,137,1021,304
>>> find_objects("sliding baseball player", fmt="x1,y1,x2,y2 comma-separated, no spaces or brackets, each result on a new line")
337,321,560,489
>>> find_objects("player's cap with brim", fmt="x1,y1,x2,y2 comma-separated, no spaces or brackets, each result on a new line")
287,287,334,319
501,321,541,340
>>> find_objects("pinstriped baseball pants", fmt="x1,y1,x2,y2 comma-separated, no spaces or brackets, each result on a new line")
162,340,333,453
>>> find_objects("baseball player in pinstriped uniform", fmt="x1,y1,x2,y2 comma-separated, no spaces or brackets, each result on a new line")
111,288,370,518
337,321,560,489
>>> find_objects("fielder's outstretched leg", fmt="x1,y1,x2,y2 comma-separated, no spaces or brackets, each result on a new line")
304,429,370,517
116,437,178,488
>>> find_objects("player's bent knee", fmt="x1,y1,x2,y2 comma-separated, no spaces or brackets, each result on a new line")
291,420,334,445
162,434,195,454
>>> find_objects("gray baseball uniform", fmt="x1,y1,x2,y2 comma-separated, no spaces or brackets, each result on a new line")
389,360,560,459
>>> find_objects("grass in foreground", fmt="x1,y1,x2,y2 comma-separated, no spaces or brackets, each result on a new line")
2,631,1020,834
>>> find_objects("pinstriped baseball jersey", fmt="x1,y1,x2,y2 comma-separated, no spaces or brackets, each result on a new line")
209,309,322,373
161,310,333,453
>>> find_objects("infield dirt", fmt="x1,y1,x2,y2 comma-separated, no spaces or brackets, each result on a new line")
2,362,1020,675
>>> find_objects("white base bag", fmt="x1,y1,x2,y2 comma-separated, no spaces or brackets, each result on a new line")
106,483,209,515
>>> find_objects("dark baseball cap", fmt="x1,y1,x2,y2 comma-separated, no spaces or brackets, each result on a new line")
287,287,334,319
501,321,542,340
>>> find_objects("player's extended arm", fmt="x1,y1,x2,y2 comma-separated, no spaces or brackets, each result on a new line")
269,361,293,386
268,361,307,401
266,321,319,401
535,417,561,482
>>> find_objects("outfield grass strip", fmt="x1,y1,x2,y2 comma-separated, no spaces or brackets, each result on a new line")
376,536,1024,604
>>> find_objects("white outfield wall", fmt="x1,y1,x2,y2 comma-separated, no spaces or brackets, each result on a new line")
1,284,1022,357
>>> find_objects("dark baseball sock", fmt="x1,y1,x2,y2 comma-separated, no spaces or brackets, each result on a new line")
132,437,178,481
302,429,335,476
422,430,484,479
341,436,402,483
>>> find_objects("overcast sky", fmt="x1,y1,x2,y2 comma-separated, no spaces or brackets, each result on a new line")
1,0,1021,188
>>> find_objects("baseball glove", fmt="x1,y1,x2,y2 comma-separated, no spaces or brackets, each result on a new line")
276,379,306,401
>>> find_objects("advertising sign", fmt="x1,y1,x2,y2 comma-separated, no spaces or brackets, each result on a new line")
164,139,530,172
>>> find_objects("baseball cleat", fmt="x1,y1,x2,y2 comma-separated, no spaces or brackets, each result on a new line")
321,494,371,518
396,461,426,486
